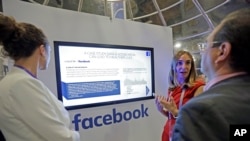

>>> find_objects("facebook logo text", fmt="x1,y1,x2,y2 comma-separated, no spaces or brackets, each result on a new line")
72,104,149,131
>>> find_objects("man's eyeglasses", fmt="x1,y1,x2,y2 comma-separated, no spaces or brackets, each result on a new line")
197,41,222,51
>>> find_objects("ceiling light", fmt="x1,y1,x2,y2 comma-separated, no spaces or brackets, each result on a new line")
174,42,181,48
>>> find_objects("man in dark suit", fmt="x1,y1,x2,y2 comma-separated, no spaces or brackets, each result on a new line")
172,8,250,141
0,131,5,141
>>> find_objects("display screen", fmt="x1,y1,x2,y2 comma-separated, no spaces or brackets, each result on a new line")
54,41,155,110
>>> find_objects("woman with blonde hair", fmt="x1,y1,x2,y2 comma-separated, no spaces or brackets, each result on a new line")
155,50,205,141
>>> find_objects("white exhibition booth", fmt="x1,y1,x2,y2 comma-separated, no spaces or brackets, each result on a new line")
2,0,174,141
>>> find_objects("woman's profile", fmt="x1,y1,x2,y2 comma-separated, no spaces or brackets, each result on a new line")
0,13,80,141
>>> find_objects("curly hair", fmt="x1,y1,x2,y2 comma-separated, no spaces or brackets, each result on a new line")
0,13,48,61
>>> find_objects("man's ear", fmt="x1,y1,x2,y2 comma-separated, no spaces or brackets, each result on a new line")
39,45,46,57
215,42,231,63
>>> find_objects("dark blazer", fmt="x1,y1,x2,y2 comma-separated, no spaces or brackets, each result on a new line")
172,74,250,141
0,130,5,141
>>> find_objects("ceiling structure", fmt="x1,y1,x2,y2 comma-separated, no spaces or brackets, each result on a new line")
19,0,250,73
21,0,249,51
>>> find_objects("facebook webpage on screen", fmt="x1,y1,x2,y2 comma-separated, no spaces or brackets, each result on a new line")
58,45,153,107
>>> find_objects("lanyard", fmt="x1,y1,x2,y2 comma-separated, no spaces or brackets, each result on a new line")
168,88,186,108
14,65,37,78
167,87,186,119
168,87,186,141
178,89,186,108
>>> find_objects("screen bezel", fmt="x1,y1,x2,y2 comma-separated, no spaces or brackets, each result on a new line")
54,41,155,110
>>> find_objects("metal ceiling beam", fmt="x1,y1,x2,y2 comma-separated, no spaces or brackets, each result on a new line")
133,0,183,20
127,0,134,20
78,0,84,12
192,0,214,30
169,0,230,27
152,0,167,26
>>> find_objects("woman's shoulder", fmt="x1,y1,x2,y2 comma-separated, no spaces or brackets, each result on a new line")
194,78,206,86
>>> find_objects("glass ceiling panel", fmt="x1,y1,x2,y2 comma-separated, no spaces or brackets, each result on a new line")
206,0,250,26
33,0,45,4
172,16,209,40
156,0,180,9
198,0,226,11
133,0,157,17
46,0,63,8
62,0,79,11
134,13,163,26
81,0,105,16
161,1,200,26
